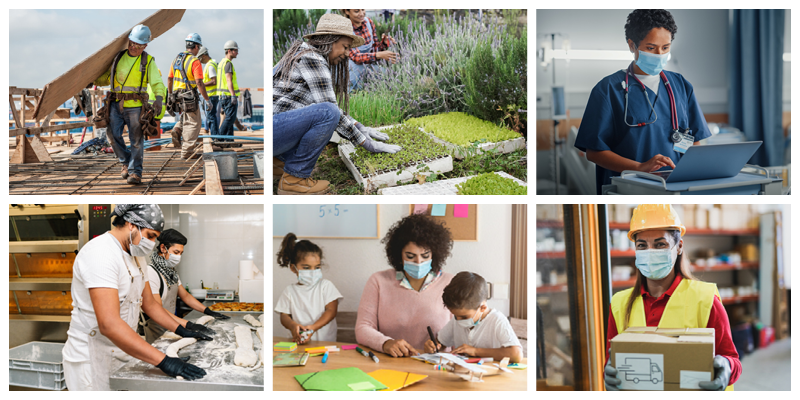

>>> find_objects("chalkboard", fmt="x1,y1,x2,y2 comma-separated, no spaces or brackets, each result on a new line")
273,205,380,239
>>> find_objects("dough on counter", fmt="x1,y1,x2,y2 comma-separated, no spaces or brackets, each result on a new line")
161,331,183,340
196,315,215,325
258,314,264,325
166,338,197,358
243,314,262,327
233,325,257,367
256,327,263,344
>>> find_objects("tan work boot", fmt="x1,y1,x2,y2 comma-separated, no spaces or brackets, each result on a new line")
273,157,285,180
127,174,142,185
277,173,330,195
121,165,129,179
170,127,183,148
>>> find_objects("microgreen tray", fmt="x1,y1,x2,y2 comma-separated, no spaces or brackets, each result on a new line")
377,171,526,195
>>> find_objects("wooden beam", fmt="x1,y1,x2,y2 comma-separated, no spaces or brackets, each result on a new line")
203,137,214,154
9,121,93,137
9,94,23,128
9,87,43,96
33,9,185,120
203,160,224,195
42,111,56,128
188,179,206,195
10,135,53,164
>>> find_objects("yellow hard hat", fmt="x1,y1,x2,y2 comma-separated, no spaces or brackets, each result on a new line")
628,204,686,241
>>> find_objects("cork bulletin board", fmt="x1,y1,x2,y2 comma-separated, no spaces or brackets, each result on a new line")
408,204,478,241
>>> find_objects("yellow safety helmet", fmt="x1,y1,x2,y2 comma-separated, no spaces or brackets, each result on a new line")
628,204,686,241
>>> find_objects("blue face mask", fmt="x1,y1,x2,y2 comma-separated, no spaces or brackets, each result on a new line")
635,244,678,280
403,259,432,280
635,50,670,76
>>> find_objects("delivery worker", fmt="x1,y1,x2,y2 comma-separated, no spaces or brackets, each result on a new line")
197,46,220,136
218,40,240,144
62,205,212,390
167,33,212,159
94,24,165,185
604,204,741,391
146,69,167,134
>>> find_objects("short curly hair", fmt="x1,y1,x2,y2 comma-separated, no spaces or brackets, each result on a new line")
382,213,453,273
625,9,677,47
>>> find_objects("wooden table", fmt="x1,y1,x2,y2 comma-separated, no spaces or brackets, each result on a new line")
273,337,528,391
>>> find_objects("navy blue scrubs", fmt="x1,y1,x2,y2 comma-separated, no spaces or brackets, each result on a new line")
574,69,712,194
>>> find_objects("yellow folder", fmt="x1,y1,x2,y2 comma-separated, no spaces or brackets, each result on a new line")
367,369,428,391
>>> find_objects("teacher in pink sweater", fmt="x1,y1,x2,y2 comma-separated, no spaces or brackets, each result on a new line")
355,213,455,357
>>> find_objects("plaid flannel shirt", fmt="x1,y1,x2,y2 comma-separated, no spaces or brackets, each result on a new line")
273,43,364,144
349,17,389,64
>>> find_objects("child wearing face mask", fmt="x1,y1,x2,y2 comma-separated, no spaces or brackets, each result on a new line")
275,233,343,344
424,272,523,362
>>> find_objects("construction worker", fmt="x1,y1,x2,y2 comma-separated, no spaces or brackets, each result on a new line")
167,33,211,160
604,204,740,391
218,40,240,144
94,24,165,185
197,46,220,137
147,69,167,135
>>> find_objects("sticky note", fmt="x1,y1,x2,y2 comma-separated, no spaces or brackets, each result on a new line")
413,204,428,214
348,381,376,391
454,204,469,218
431,204,446,216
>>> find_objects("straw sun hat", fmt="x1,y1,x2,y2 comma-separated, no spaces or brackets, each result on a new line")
303,14,365,47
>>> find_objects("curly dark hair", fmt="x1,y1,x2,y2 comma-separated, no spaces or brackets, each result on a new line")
625,9,677,47
442,271,487,310
382,214,453,273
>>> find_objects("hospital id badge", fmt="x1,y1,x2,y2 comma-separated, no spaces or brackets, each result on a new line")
673,132,694,154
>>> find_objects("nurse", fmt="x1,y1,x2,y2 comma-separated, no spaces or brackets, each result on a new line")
62,205,211,390
574,9,712,194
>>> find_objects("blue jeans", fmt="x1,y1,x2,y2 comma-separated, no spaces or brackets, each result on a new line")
108,104,144,176
219,96,238,141
273,103,340,178
205,96,220,136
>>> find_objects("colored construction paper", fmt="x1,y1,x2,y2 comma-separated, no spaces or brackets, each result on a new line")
413,204,428,214
273,352,309,367
367,369,428,391
273,341,297,352
348,381,377,391
431,204,446,216
295,367,388,391
454,204,469,218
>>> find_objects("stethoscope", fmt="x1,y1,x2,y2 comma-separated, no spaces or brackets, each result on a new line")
622,62,685,143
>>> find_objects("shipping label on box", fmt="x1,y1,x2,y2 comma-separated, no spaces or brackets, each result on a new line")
611,327,715,391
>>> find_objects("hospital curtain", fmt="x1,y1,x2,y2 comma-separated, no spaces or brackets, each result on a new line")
728,9,785,166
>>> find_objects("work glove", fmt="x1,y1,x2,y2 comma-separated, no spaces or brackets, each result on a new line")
604,364,621,391
699,355,731,391
153,96,163,113
231,96,238,106
204,100,212,112
184,321,215,336
175,324,212,341
356,122,390,141
360,137,402,154
204,307,230,320
156,355,207,380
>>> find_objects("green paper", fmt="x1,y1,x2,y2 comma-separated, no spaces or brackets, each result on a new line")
348,381,377,391
295,367,388,391
507,363,528,369
273,352,308,367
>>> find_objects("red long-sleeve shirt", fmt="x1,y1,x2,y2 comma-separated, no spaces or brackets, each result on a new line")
348,17,390,64
606,275,742,385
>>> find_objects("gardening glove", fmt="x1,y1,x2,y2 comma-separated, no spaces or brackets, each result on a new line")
156,356,207,380
698,355,731,391
604,364,621,391
184,321,215,336
153,96,163,113
360,137,402,154
356,122,390,141
204,307,230,320
175,324,212,341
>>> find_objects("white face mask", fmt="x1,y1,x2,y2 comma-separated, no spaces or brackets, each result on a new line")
130,226,155,257
165,252,181,268
297,268,322,286
456,307,485,329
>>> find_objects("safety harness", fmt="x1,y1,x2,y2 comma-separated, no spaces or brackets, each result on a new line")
93,50,159,137
166,52,200,115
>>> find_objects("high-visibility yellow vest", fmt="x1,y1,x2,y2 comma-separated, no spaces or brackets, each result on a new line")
218,58,239,97
147,83,166,120
611,278,734,391
172,51,199,90
110,52,153,108
203,59,218,96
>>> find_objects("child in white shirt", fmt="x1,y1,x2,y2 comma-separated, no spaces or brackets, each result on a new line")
274,233,342,343
424,271,523,362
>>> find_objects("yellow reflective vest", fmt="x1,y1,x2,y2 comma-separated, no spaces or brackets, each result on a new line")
171,51,200,90
203,59,218,96
610,278,734,391
218,57,239,97
94,51,163,108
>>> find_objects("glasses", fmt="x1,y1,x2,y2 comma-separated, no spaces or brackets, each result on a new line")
128,41,147,50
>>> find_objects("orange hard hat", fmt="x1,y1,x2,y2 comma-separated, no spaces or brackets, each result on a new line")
628,204,686,241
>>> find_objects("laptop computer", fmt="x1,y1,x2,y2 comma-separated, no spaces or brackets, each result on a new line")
649,141,762,183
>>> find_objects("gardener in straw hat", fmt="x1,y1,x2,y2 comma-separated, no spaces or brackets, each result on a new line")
273,13,401,195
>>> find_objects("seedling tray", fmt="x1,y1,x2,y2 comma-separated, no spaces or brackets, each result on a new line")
421,128,526,160
377,171,526,195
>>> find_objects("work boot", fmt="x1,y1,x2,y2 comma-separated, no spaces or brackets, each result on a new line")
127,174,142,185
121,165,129,179
170,127,183,148
277,173,330,195
273,157,285,180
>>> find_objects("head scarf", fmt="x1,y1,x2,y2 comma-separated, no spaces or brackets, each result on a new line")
113,204,165,231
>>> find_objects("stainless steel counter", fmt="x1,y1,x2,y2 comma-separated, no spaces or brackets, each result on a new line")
109,310,264,391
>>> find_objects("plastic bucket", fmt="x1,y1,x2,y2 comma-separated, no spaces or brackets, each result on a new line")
253,151,264,179
203,152,239,181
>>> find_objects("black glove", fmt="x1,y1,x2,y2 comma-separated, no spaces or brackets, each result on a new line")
156,355,207,380
153,96,163,113
204,307,230,320
184,321,215,336
699,355,731,391
604,364,621,391
175,324,212,340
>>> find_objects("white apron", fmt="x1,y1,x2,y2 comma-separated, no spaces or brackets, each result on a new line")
143,269,180,343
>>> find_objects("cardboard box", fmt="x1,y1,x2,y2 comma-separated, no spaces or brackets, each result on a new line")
610,327,715,391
